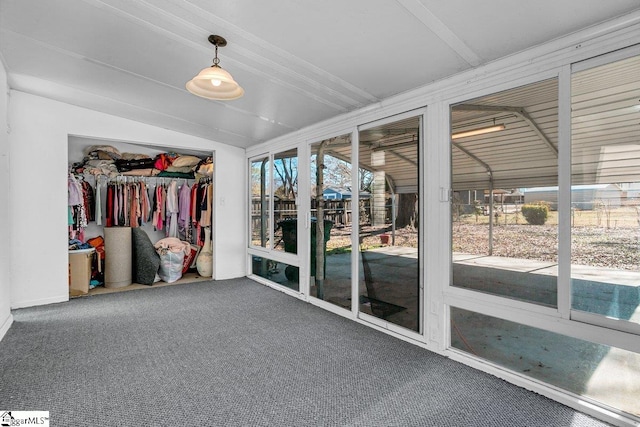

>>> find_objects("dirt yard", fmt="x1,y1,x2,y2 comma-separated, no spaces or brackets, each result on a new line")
325,221,639,271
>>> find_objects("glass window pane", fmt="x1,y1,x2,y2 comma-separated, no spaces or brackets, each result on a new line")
451,78,559,307
310,135,352,310
571,54,640,325
358,116,421,332
273,149,298,252
250,157,271,248
251,255,299,292
451,307,640,417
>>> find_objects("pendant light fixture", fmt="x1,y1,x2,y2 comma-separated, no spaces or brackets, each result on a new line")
186,35,244,101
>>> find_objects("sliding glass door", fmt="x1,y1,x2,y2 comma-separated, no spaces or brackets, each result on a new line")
357,113,423,333
309,134,353,309
570,51,640,333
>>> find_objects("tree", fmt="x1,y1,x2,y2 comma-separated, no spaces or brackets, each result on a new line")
250,158,268,197
395,193,418,229
311,154,373,194
273,157,298,199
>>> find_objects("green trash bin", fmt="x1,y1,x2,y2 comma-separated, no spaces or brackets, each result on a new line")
278,218,332,281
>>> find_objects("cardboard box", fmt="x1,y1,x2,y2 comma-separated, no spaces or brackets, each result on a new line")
69,248,95,295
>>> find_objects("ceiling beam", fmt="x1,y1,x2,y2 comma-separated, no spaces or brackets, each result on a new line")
451,141,493,176
395,0,482,67
387,149,418,167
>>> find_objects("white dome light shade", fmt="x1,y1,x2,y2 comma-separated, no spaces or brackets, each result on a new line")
186,65,244,101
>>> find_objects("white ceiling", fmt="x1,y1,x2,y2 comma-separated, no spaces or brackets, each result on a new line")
1,0,639,149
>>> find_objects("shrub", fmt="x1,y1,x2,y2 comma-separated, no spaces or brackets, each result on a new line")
521,203,549,225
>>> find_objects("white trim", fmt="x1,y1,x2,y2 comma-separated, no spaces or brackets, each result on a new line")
308,295,353,318
247,247,299,267
248,153,270,253
445,285,561,317
247,273,305,301
445,294,640,354
572,310,640,336
0,313,13,342
359,312,425,343
268,154,274,251
358,311,389,329
571,41,640,73
297,142,310,298
350,126,360,319
426,101,450,352
417,111,425,338
557,64,572,319
11,295,68,310
358,107,427,131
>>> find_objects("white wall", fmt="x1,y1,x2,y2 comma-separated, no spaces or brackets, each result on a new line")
8,91,246,309
0,59,13,339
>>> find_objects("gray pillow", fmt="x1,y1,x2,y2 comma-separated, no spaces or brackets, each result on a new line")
131,228,160,285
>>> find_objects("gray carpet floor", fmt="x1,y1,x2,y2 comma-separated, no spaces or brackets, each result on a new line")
0,278,612,426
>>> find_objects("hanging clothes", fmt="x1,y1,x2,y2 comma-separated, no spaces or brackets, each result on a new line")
139,181,150,225
190,182,199,225
153,184,165,231
123,182,130,227
68,174,83,207
68,174,90,241
105,183,114,227
129,183,139,228
166,180,179,238
178,181,191,240
95,178,102,226
200,182,212,227
81,180,95,222
95,176,204,236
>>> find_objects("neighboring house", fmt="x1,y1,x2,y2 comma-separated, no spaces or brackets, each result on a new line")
323,187,351,200
323,187,371,200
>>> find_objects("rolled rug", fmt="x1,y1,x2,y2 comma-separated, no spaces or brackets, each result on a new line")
104,226,132,288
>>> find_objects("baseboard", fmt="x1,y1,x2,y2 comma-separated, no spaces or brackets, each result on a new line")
11,294,69,309
0,313,13,342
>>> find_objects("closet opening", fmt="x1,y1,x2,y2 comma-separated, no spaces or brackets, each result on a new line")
67,136,215,297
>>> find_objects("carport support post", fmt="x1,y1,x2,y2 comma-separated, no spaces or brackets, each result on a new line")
260,159,267,247
260,159,269,275
316,141,327,300
391,193,396,246
488,172,494,256
385,175,396,246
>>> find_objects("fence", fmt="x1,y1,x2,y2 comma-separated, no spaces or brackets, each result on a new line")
251,198,373,233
